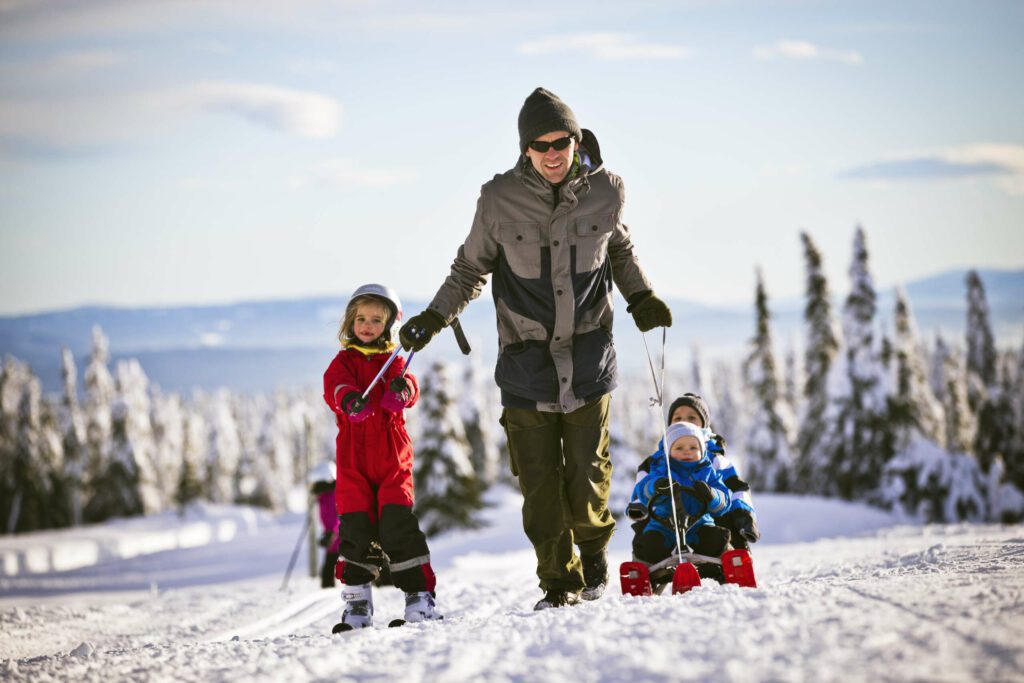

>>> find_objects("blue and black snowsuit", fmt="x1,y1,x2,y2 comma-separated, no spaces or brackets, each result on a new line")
637,431,760,550
629,452,733,565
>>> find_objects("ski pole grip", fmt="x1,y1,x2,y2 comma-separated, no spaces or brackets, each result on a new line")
450,317,472,355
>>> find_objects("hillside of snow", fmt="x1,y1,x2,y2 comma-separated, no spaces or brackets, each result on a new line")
2,489,1023,682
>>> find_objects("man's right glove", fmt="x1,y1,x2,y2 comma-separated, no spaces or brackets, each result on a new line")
399,309,446,352
626,290,672,332
626,502,648,521
340,391,373,423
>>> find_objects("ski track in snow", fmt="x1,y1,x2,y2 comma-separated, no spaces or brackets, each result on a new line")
1,493,1023,682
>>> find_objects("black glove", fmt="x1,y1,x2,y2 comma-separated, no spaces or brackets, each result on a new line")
626,290,672,332
626,502,648,521
318,532,333,548
388,377,410,395
653,477,672,494
340,391,367,416
399,309,446,352
691,481,715,507
730,509,760,544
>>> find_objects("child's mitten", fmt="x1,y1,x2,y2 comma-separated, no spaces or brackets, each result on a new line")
730,509,760,544
626,502,648,521
381,377,411,413
341,392,373,422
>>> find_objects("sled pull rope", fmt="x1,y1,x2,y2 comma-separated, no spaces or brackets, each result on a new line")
640,327,689,558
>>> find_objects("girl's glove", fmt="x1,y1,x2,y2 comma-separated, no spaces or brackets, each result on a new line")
381,377,411,413
341,391,373,423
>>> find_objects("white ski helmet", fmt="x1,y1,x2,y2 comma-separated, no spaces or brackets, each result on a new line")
348,283,403,342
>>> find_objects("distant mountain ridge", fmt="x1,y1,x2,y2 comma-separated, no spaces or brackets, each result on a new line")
2,268,1020,394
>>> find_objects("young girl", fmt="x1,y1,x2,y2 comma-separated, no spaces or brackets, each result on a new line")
322,283,441,630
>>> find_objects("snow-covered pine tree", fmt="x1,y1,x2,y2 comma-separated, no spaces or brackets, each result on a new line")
60,347,88,526
413,361,483,536
931,336,975,454
742,269,796,491
5,365,62,532
879,288,985,522
83,326,115,520
175,400,206,511
783,337,804,420
113,360,160,514
202,389,242,504
461,355,502,489
965,270,997,408
608,373,659,513
1,356,29,532
712,359,748,457
830,226,888,500
150,387,185,510
794,232,840,492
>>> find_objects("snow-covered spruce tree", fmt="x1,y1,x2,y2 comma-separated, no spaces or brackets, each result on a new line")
965,270,997,407
461,355,502,489
793,232,840,493
149,387,185,511
60,347,88,526
879,288,985,522
83,326,115,519
742,270,796,491
609,373,660,513
931,336,975,455
1,356,29,533
783,337,804,421
412,361,484,536
830,226,889,500
175,401,206,511
202,389,242,504
114,360,160,514
712,359,749,456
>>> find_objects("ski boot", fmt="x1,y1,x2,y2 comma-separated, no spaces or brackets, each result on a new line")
399,591,443,624
332,582,373,633
580,550,609,601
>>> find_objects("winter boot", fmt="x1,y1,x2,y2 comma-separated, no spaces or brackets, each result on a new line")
404,591,443,623
580,549,609,601
335,582,373,632
533,589,581,611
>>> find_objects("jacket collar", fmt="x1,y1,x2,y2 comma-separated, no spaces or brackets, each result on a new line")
342,340,396,356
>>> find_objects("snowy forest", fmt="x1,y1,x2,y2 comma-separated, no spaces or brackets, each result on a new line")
1,227,1022,537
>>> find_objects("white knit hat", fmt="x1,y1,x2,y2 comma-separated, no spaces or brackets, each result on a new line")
664,421,706,457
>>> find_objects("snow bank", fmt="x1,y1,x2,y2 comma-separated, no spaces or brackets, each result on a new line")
0,504,275,577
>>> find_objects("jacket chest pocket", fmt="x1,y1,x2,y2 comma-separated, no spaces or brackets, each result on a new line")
498,222,542,280
574,214,614,274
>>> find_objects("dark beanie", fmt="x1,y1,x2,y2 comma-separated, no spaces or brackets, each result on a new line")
517,87,582,153
667,393,711,429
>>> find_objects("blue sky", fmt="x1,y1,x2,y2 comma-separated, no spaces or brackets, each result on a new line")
1,0,1021,316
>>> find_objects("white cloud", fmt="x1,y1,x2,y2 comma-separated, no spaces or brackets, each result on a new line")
291,158,416,190
168,82,342,139
840,143,1024,196
753,40,864,66
518,33,690,60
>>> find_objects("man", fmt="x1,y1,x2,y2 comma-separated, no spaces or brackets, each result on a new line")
400,87,671,609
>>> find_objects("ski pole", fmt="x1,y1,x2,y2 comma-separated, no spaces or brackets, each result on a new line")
641,326,689,558
361,346,403,400
281,514,312,592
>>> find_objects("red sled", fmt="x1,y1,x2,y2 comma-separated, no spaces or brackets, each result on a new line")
619,561,653,596
721,549,757,588
671,562,701,594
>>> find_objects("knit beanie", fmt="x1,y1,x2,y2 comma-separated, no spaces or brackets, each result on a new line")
518,87,582,153
664,421,706,458
667,393,711,429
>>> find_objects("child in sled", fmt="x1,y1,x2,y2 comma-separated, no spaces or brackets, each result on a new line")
627,421,734,587
636,393,760,551
323,284,441,630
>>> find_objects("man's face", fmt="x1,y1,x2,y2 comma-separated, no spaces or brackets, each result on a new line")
525,130,576,184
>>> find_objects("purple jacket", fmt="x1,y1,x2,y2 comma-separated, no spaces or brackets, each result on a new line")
318,490,340,553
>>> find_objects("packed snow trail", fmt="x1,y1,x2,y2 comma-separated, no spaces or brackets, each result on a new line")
2,492,1023,682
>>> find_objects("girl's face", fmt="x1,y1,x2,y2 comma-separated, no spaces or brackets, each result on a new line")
353,302,388,344
670,405,704,428
669,436,702,462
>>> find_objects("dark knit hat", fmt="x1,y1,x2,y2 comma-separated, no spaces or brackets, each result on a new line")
667,393,710,429
517,87,582,153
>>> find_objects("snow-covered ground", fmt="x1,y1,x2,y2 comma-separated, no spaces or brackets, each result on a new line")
2,489,1022,682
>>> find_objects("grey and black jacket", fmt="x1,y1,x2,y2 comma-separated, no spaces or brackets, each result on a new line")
427,129,652,413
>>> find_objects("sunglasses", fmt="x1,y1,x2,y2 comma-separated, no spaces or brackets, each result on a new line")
528,136,574,153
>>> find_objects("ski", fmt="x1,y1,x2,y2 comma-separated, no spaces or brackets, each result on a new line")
671,562,701,594
620,561,653,596
721,548,757,588
620,549,758,597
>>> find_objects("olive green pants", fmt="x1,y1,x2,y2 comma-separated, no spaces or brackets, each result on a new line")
501,394,614,592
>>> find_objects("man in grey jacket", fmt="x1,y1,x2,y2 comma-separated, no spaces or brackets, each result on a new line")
400,87,672,610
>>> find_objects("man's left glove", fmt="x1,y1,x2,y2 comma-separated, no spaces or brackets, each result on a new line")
399,309,446,352
626,290,672,332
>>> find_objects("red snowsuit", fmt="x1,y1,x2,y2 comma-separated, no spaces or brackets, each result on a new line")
323,345,435,591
